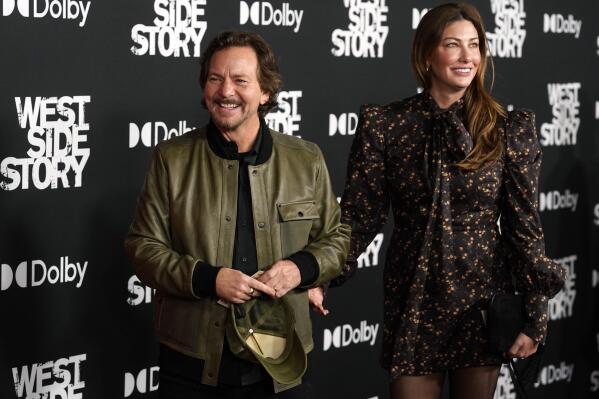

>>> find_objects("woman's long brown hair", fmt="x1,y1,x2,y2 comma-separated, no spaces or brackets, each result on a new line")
411,3,506,170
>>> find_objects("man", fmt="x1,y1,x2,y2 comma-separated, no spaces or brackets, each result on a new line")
125,30,350,398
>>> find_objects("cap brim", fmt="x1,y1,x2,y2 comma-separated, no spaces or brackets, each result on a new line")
230,297,307,385
254,329,306,385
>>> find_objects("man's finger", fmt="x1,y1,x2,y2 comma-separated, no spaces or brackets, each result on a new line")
257,269,278,285
248,277,276,297
314,303,329,316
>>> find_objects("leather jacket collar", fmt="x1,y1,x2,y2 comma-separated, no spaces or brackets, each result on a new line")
207,118,273,165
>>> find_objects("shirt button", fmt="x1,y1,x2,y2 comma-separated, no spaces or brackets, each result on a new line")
258,222,265,228
214,321,220,327
227,164,233,170
241,257,248,262
225,216,231,222
252,170,258,176
298,211,304,217
208,372,214,378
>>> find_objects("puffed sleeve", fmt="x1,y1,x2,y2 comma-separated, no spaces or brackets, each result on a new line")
500,109,567,343
331,104,390,286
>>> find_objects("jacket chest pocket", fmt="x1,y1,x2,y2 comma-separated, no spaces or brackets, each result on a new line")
277,200,319,257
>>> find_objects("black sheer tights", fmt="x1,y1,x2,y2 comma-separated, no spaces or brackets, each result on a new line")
390,366,500,399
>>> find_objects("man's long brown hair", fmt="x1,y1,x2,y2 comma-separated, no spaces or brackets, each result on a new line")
411,3,506,170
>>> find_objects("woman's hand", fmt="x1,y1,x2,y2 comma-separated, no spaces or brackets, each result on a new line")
506,332,539,359
308,287,329,315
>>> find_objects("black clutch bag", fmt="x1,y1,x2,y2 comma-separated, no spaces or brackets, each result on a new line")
487,293,525,354
487,293,544,399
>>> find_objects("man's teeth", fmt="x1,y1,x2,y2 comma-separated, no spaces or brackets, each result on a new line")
219,103,239,108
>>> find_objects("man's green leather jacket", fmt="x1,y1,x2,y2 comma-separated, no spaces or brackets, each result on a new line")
125,126,350,386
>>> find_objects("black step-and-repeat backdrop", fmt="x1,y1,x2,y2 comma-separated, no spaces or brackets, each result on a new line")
1,0,598,398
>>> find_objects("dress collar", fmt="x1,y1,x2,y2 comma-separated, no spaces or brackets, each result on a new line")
423,91,465,117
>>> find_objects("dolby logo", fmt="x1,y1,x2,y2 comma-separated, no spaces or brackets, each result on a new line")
543,13,582,39
329,113,358,136
1,256,88,291
539,189,578,212
239,1,303,33
124,366,159,397
534,362,574,387
2,0,91,27
129,120,194,149
323,320,379,351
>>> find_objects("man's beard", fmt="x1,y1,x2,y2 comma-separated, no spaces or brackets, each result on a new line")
212,111,250,131
210,98,250,131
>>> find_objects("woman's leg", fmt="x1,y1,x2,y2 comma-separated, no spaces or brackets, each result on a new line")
389,373,445,399
448,366,500,399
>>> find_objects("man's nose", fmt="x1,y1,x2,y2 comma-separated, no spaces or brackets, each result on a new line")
218,78,235,97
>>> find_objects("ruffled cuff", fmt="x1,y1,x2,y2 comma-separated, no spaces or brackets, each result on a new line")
522,293,549,343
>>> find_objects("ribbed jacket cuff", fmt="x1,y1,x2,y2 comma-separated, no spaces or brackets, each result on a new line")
287,251,319,287
192,261,221,297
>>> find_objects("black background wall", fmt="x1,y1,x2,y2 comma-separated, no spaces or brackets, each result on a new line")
1,1,598,398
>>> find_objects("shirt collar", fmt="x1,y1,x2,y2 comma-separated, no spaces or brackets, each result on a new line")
207,118,266,165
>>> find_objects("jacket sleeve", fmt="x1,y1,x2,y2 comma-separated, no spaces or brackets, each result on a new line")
331,104,390,287
295,145,351,288
124,146,213,299
500,110,567,343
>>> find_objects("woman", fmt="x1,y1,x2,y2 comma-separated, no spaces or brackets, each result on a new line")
327,3,566,398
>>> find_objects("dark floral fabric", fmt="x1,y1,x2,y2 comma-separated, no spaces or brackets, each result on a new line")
335,92,566,378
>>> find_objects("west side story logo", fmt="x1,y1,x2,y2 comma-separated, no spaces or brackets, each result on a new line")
127,275,155,306
548,255,576,320
594,334,599,391
540,82,581,146
131,0,207,57
264,90,302,135
486,0,526,58
494,365,516,399
411,8,429,29
357,233,383,268
592,369,599,393
12,354,86,399
239,1,303,33
1,96,91,191
331,0,389,58
2,0,90,26
1,256,88,291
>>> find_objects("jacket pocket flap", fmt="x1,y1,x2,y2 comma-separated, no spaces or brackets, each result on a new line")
277,200,319,221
